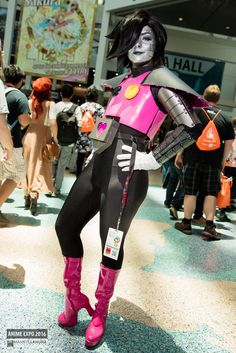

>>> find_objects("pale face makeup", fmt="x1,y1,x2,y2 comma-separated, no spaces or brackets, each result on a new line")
128,25,156,67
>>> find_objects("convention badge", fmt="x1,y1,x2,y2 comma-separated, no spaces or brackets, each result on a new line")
103,228,124,260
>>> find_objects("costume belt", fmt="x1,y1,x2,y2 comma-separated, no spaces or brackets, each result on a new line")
116,132,146,144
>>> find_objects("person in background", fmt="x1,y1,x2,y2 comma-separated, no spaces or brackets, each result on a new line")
0,80,13,162
167,159,184,220
161,122,184,219
52,83,81,197
216,116,236,221
55,10,206,348
0,53,14,226
0,44,13,166
0,65,30,226
175,84,234,240
22,77,57,215
192,85,221,224
173,84,228,224
75,88,105,176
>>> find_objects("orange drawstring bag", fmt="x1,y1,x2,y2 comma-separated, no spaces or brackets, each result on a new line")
216,175,233,208
81,111,95,133
196,109,221,151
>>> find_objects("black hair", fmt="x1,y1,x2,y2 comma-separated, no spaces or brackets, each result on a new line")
106,10,167,68
61,83,74,98
3,65,25,85
86,88,98,102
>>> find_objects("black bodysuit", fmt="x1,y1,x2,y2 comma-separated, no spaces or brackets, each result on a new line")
56,125,148,270
56,66,206,270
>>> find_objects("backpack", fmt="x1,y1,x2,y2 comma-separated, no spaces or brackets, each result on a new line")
196,108,221,151
80,110,95,133
5,87,20,130
56,104,78,145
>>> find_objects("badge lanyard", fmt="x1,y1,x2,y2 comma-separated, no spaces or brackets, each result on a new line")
116,139,137,230
103,139,137,261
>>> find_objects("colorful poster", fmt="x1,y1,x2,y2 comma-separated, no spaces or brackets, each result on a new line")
17,0,97,83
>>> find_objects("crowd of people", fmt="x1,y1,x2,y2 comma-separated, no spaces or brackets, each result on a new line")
0,60,104,218
0,8,236,348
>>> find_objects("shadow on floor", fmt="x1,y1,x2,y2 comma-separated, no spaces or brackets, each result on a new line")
15,204,61,217
62,297,186,353
0,264,25,289
1,214,41,227
5,198,14,203
33,204,61,216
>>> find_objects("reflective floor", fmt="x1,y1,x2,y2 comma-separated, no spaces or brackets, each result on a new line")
0,171,236,353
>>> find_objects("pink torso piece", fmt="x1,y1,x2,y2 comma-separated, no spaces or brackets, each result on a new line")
104,71,166,140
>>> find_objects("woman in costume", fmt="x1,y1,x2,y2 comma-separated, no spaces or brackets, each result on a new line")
56,10,207,347
23,77,57,215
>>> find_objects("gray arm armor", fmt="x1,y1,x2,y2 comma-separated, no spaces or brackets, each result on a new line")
158,87,200,127
152,87,202,164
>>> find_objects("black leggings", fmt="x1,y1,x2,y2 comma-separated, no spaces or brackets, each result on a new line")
55,134,148,270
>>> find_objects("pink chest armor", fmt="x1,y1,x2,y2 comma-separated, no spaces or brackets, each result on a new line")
105,71,166,139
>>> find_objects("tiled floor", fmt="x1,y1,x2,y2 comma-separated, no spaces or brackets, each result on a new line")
0,171,236,353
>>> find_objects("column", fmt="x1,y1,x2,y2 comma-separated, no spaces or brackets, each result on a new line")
3,0,18,65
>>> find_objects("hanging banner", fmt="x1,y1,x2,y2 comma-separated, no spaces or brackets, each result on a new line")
17,0,97,83
165,51,225,94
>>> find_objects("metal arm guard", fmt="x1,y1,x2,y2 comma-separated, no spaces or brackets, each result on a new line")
152,124,201,164
157,87,201,128
152,87,202,164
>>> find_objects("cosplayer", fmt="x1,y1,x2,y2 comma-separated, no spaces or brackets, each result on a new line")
55,10,207,347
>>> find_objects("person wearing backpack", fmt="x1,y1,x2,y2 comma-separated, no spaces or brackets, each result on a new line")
0,43,13,162
0,80,13,162
175,84,235,240
0,65,30,225
52,84,81,196
75,88,105,176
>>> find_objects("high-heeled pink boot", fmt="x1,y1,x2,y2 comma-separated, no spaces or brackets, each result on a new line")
85,264,120,347
58,257,94,327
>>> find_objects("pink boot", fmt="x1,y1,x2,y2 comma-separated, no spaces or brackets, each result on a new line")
58,257,94,327
85,264,120,347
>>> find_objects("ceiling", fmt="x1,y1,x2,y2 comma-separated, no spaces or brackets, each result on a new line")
114,0,236,39
2,0,236,39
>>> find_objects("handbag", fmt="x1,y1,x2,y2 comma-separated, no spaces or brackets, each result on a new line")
42,142,60,161
216,175,232,208
89,117,119,154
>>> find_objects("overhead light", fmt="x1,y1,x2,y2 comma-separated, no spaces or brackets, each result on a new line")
178,17,183,22
225,26,231,30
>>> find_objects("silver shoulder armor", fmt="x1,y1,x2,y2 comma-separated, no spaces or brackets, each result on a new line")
158,87,200,128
